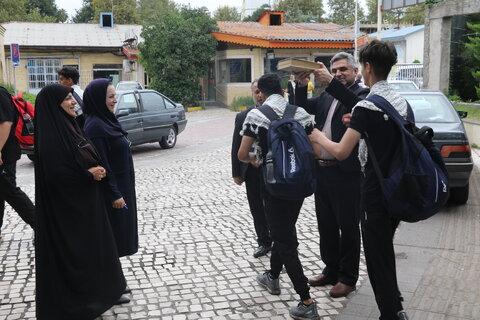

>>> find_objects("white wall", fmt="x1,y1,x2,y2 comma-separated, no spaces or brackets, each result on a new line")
405,30,424,63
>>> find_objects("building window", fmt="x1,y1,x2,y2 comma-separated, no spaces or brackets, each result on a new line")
93,64,123,86
219,59,251,83
27,59,62,91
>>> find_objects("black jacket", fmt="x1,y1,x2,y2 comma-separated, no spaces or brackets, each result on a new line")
231,107,253,180
295,78,369,172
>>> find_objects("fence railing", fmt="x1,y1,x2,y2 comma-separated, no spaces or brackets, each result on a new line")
388,63,424,88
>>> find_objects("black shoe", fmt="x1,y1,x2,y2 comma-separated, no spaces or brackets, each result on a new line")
124,286,132,294
115,295,130,305
253,245,271,258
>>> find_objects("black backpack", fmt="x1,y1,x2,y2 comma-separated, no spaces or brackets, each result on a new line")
364,95,449,222
258,104,316,200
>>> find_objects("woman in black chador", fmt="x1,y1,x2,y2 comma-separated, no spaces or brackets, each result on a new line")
83,79,139,258
34,84,126,320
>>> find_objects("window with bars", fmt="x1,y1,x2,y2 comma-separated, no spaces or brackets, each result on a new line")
27,59,62,90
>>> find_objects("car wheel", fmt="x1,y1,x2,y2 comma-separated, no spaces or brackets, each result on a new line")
449,183,469,205
27,154,35,162
160,127,177,149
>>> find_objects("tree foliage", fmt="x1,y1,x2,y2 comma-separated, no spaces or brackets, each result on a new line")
275,0,325,22
466,21,480,99
140,6,218,107
0,0,66,23
327,0,364,25
91,0,139,24
72,0,94,23
137,0,177,24
365,0,425,26
214,6,240,21
243,3,270,21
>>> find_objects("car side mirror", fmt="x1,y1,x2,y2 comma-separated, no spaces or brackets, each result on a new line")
457,110,468,119
116,109,130,118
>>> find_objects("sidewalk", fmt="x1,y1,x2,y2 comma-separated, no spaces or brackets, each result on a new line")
337,148,480,320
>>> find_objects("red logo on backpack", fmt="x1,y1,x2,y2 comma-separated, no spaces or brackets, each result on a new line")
11,92,35,148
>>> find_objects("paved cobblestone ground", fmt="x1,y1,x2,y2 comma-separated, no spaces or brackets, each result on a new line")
0,108,368,320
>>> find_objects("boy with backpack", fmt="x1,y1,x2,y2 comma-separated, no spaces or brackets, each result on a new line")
309,40,430,320
238,73,320,320
0,87,35,241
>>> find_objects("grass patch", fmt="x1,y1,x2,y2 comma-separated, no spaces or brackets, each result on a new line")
454,103,480,122
230,96,254,111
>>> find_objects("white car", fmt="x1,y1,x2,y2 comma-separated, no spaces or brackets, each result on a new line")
116,81,144,91
388,80,419,90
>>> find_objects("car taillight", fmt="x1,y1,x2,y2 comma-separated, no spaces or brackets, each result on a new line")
440,145,471,158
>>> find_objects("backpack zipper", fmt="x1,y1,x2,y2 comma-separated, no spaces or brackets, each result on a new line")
282,141,286,178
435,168,438,203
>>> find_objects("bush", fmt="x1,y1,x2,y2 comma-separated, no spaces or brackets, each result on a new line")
230,95,254,110
0,82,15,94
448,94,462,102
21,92,37,105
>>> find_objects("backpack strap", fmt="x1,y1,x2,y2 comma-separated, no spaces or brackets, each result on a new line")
283,104,297,119
366,95,414,126
257,104,280,121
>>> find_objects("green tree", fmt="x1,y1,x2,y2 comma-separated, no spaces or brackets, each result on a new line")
327,0,364,25
26,0,67,22
92,0,139,24
466,21,480,98
140,7,218,106
275,0,325,22
138,0,177,24
72,0,94,23
214,6,240,21
365,0,425,26
243,3,270,21
0,0,65,22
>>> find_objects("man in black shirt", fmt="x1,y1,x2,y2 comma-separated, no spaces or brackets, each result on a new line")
0,87,35,240
296,52,369,298
309,40,410,320
231,80,272,258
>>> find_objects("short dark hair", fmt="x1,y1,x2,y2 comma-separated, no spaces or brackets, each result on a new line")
257,73,282,96
57,67,80,84
359,40,397,79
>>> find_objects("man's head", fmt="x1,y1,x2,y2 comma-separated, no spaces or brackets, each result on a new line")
58,67,80,87
251,79,264,107
257,73,282,100
289,73,296,81
359,40,397,87
330,52,358,87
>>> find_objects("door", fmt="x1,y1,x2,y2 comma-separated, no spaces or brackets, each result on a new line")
115,93,143,144
138,91,172,141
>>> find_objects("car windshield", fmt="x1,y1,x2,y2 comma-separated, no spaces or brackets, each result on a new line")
401,93,459,123
117,83,141,90
389,82,417,90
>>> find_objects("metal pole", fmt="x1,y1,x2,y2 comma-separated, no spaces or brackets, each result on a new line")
377,0,382,39
354,0,358,62
13,67,17,96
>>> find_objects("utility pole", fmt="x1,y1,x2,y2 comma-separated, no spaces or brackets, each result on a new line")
354,0,358,62
377,0,382,39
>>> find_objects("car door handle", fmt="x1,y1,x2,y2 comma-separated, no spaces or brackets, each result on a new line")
170,115,176,118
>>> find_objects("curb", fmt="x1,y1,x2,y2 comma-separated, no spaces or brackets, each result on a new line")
186,106,204,112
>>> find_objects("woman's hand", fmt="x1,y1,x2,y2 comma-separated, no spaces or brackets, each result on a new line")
88,166,106,181
112,197,126,209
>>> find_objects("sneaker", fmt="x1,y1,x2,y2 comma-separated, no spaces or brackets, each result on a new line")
253,245,271,258
256,272,280,295
289,301,320,320
397,310,410,320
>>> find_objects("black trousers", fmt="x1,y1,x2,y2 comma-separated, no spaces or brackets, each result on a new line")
264,192,310,301
314,165,361,286
245,167,271,246
362,207,403,320
0,162,35,233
